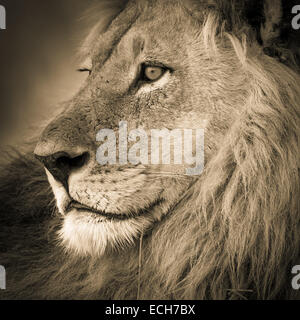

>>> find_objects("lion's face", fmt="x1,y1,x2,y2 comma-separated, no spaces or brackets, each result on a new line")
34,0,246,256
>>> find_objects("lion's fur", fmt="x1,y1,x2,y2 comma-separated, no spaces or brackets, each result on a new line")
0,0,300,299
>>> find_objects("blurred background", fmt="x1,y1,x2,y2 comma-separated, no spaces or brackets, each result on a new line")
0,0,93,145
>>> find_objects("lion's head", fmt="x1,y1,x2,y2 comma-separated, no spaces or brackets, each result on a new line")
31,0,300,299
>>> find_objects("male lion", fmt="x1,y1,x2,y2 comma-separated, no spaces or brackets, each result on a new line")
0,0,299,300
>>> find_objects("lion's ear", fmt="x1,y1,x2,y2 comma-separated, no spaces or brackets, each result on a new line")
256,0,300,67
259,0,282,47
220,0,300,67
187,0,300,66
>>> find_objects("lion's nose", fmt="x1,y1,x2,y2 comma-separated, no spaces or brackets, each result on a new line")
34,109,93,188
34,147,90,188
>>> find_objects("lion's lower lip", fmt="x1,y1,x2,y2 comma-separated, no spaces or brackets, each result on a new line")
66,198,164,221
66,201,131,221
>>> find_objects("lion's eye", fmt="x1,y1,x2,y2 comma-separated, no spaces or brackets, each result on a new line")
143,66,166,82
78,58,93,75
78,68,92,75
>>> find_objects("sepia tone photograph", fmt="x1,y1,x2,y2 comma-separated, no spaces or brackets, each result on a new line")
0,0,300,305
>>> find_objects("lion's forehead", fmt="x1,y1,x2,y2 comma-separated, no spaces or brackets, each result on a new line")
83,0,194,66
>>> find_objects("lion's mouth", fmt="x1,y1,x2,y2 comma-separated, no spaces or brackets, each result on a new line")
66,198,164,221
66,200,130,220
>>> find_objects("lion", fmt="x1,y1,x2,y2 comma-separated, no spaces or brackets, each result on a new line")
0,0,299,300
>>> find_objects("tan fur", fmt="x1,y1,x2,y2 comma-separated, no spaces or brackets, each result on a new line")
0,0,299,299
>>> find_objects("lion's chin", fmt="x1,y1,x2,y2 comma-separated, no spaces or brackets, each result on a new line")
58,209,155,257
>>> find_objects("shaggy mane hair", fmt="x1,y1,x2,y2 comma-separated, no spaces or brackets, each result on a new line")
0,0,299,300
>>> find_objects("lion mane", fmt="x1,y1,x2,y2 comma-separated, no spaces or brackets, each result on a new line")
0,0,300,300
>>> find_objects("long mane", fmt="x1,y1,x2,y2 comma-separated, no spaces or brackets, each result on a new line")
0,0,300,300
